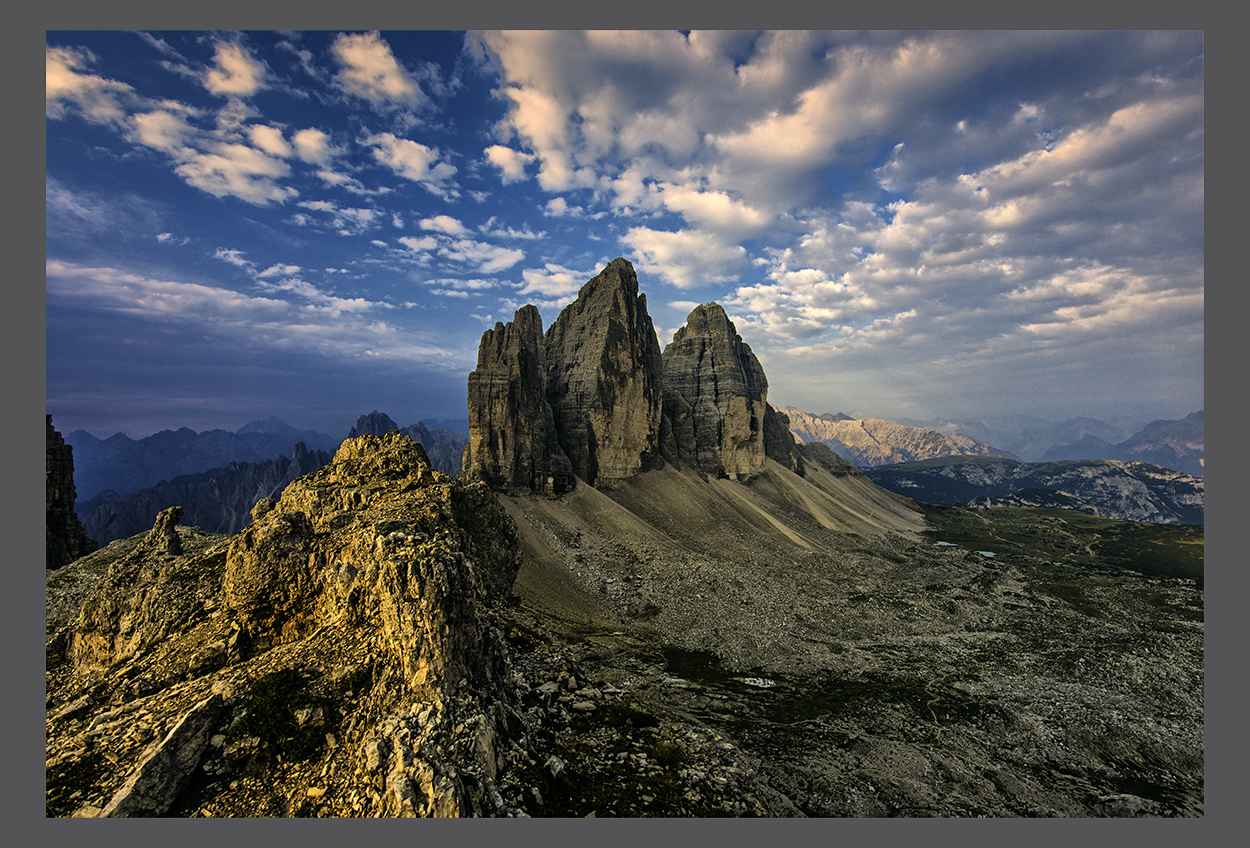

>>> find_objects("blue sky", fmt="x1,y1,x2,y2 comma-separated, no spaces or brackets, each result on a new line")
46,30,1204,439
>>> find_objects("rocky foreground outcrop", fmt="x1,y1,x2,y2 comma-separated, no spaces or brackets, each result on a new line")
47,432,789,817
47,415,98,569
48,433,520,816
465,259,802,492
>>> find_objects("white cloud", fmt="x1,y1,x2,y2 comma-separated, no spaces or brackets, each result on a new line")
257,263,302,278
332,31,421,107
399,235,438,251
439,238,524,274
366,132,458,197
624,227,749,288
292,200,380,234
46,45,135,125
484,144,535,183
204,41,266,97
291,127,333,164
420,215,468,235
516,263,593,305
247,124,292,158
170,140,298,205
213,247,255,270
483,223,545,240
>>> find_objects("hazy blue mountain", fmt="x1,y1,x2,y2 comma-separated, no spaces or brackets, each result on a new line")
78,442,333,544
66,425,338,500
865,456,1203,525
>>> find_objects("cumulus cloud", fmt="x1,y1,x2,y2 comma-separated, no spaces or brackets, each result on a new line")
332,31,422,107
204,41,266,97
291,127,334,164
484,144,535,183
624,227,749,288
366,132,458,197
516,263,589,300
420,215,468,235
399,235,439,252
247,124,292,157
46,45,136,124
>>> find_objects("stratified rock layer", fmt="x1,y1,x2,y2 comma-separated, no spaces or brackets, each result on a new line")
662,303,770,479
47,415,98,569
544,258,665,485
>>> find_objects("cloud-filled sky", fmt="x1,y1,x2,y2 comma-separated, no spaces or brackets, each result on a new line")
46,30,1203,439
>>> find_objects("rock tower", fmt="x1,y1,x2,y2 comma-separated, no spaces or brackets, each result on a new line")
465,259,803,492
46,415,98,569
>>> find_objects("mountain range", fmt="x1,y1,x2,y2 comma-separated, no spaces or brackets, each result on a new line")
76,442,334,545
864,456,1204,525
895,411,1204,472
46,258,1203,818
782,407,1020,466
68,414,468,507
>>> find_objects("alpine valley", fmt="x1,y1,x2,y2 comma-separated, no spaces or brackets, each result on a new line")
46,259,1203,818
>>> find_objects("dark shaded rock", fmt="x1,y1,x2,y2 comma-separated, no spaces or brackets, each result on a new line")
764,404,806,474
47,415,98,569
464,305,574,494
543,258,665,486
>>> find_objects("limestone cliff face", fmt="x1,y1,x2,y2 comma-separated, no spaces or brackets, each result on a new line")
47,415,98,569
662,304,771,479
466,259,663,491
543,258,665,485
464,305,574,494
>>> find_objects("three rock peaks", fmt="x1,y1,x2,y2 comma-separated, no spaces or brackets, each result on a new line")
465,257,800,493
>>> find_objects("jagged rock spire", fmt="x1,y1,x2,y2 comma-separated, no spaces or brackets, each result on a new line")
46,414,98,568
465,305,574,494
543,258,665,485
661,303,770,479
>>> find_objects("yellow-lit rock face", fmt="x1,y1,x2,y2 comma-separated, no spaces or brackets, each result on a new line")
224,431,518,701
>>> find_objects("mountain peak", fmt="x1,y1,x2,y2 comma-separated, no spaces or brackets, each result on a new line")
348,410,401,439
